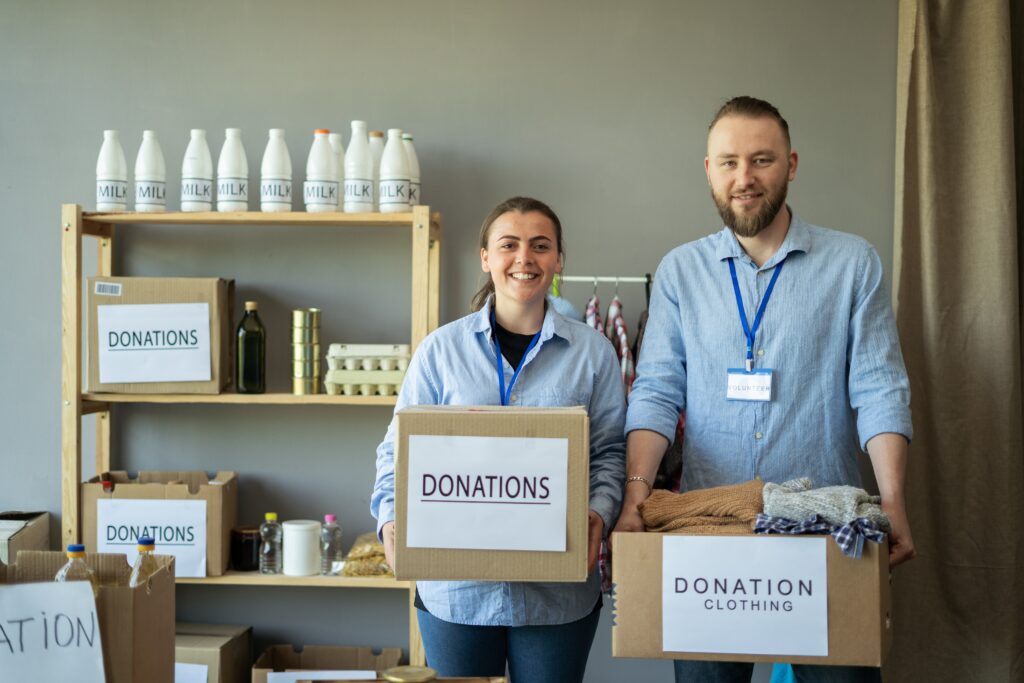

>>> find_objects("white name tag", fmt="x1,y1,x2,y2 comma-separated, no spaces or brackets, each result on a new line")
726,368,773,401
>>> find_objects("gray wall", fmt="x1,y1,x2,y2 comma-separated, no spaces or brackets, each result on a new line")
0,1,896,680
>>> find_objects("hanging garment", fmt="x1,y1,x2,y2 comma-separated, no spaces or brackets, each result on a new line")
585,294,602,332
604,295,636,395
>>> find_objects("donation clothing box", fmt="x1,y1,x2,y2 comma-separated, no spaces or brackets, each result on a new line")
394,406,589,582
82,470,239,577
0,511,49,564
611,531,891,666
176,622,253,683
87,276,234,394
252,645,403,683
0,550,175,683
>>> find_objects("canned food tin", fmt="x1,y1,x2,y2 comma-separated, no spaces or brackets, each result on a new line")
291,308,321,327
292,377,321,394
291,326,320,344
292,359,321,377
292,343,321,361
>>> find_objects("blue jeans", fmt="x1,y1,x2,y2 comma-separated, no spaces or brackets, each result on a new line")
674,660,882,683
416,602,602,683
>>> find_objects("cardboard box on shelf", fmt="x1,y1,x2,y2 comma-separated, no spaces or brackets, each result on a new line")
251,645,403,683
611,531,891,667
393,406,589,582
87,276,234,394
1,550,175,683
176,623,252,683
82,471,238,577
0,511,49,564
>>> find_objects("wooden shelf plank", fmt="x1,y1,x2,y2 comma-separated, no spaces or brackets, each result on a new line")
82,392,397,406
177,571,409,589
81,210,440,227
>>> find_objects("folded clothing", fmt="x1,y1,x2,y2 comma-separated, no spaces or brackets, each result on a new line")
763,478,891,532
639,479,764,533
754,513,888,559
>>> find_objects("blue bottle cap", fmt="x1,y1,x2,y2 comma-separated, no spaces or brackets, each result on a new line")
67,543,86,552
138,536,155,545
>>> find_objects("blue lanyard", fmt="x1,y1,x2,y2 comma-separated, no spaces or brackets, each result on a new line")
728,257,785,372
491,310,541,406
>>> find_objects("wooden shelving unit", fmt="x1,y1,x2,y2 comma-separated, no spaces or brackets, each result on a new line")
59,204,441,666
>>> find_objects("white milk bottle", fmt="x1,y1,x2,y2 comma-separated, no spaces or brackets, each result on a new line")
260,128,292,212
181,129,213,212
134,130,166,212
328,132,345,191
303,129,339,212
96,130,128,212
402,133,421,206
368,130,385,211
343,121,373,213
379,129,410,213
217,128,248,212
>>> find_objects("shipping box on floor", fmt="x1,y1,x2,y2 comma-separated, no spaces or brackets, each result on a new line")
0,511,49,564
394,406,589,582
87,276,234,394
1,550,175,683
82,471,238,577
252,645,403,683
177,623,252,683
611,531,891,666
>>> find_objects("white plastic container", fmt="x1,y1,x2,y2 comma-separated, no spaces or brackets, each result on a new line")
343,121,373,213
379,128,410,213
217,128,248,212
368,130,385,211
134,130,166,213
282,519,321,576
402,133,421,206
181,129,214,212
303,129,339,212
328,132,345,190
260,128,292,212
96,130,128,212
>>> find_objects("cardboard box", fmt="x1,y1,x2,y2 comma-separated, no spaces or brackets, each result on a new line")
82,471,239,577
611,531,891,666
177,623,252,683
87,276,234,394
1,550,175,683
0,511,49,564
394,406,589,582
252,645,403,683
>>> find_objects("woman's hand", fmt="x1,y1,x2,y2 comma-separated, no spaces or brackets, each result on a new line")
382,521,396,571
587,510,604,572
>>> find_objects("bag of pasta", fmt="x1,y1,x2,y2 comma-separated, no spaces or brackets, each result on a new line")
341,531,393,577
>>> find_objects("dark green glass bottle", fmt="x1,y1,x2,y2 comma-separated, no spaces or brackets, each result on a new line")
236,300,266,393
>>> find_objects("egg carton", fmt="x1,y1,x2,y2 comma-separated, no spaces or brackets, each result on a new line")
326,373,404,396
326,343,411,372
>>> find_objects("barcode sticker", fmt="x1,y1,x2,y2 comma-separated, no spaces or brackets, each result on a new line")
94,282,122,296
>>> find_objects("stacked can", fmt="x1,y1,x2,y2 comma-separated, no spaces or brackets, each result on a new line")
292,308,321,394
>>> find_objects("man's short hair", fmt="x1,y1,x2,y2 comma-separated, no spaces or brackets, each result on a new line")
709,96,791,148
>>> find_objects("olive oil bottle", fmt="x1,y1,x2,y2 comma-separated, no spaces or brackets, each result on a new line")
236,301,266,393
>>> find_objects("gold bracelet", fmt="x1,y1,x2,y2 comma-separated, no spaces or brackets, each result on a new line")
626,475,652,494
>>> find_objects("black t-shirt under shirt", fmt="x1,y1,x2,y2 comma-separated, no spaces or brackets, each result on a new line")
493,320,537,369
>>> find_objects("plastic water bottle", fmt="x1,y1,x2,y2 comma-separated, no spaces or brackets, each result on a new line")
304,129,339,212
128,536,160,587
260,129,292,212
320,514,343,575
96,130,128,212
379,129,410,213
217,128,248,212
402,133,420,206
54,544,99,597
259,512,282,574
328,132,345,190
368,130,385,210
134,130,166,212
343,121,373,213
181,129,214,212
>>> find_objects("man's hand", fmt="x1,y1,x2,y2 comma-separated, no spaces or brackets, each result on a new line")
883,500,916,566
381,521,396,571
587,510,604,572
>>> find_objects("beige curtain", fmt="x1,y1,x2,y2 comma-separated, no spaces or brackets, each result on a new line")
891,0,1024,680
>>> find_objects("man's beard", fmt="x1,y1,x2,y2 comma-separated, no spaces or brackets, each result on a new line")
712,182,788,238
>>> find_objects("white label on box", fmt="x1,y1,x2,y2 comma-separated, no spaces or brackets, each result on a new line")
661,536,828,656
175,662,208,683
0,581,106,683
97,303,211,384
267,671,376,682
405,434,568,552
96,499,207,577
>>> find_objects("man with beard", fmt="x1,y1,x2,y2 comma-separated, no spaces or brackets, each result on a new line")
615,97,913,683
